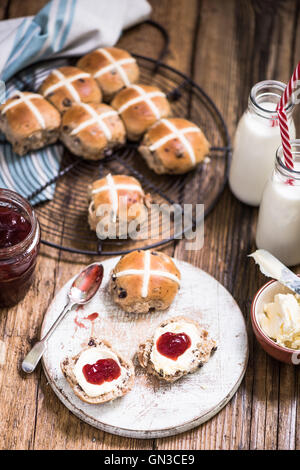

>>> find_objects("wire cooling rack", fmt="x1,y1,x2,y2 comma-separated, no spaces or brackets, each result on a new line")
5,21,231,256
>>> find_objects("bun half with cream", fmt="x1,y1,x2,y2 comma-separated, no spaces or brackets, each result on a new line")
61,337,135,404
138,316,217,382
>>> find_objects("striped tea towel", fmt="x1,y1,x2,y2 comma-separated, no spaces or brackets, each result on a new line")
0,0,151,204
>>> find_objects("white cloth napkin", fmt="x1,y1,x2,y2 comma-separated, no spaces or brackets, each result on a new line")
0,0,151,204
0,0,151,82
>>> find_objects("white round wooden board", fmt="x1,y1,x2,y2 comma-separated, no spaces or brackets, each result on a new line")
41,257,248,439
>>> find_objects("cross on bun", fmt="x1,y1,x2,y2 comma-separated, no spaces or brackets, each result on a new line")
39,66,102,113
138,316,217,382
60,103,126,160
61,337,135,404
139,118,210,174
109,250,181,314
111,84,171,141
0,91,61,156
88,173,149,237
77,47,139,102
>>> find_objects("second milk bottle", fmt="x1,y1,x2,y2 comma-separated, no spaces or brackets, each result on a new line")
229,80,295,206
256,140,300,267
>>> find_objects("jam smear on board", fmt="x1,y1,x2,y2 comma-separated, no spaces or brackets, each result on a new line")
83,358,121,385
86,312,99,321
74,312,99,329
156,332,191,360
74,317,86,329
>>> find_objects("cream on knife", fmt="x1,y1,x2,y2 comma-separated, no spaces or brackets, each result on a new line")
249,249,300,295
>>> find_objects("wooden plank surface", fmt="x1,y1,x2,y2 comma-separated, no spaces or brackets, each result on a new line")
0,0,299,450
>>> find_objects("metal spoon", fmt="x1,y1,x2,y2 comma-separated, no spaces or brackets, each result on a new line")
22,263,104,374
249,249,300,294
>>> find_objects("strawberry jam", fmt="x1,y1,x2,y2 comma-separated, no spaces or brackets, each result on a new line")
0,206,31,248
75,264,103,295
156,332,191,360
0,189,40,307
83,358,121,385
86,312,99,321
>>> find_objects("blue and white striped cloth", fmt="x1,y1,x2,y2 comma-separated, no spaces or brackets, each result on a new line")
0,0,151,204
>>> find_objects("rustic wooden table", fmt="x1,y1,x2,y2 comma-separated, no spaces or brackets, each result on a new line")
0,0,299,451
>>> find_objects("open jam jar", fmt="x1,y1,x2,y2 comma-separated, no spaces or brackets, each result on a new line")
0,189,40,307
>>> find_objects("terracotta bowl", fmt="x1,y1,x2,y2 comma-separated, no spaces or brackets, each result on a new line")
251,279,300,365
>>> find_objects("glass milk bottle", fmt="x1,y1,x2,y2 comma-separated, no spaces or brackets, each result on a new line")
256,141,300,267
229,81,296,206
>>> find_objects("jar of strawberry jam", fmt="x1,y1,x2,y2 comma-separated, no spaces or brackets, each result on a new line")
0,189,40,307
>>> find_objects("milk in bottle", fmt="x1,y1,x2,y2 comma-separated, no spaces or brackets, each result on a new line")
256,141,300,267
229,81,295,206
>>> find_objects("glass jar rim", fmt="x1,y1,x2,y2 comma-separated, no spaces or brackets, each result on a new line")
276,140,300,179
0,188,39,258
250,80,295,116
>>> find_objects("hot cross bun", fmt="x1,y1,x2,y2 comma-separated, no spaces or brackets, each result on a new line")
60,103,126,160
109,250,181,314
39,66,101,113
0,91,61,156
139,118,210,174
77,47,139,102
111,84,171,141
88,174,149,237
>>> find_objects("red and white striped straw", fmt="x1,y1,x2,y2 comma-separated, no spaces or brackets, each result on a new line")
277,107,294,169
279,62,300,109
277,61,300,169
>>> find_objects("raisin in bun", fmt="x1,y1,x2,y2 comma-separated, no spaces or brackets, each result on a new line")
88,174,149,237
0,91,61,156
39,66,101,113
60,103,126,160
138,316,217,382
139,118,210,174
61,337,135,404
111,84,171,141
77,47,139,102
109,250,181,314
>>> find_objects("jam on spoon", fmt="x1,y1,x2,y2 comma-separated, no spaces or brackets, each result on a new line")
83,358,121,385
156,332,191,360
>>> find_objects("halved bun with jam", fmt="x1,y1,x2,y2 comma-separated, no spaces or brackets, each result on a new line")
61,337,135,404
138,316,217,382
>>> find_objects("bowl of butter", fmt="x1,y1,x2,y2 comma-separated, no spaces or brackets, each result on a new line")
251,279,300,365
